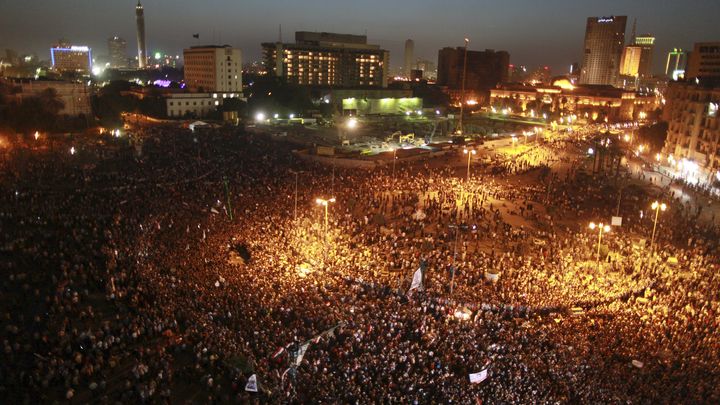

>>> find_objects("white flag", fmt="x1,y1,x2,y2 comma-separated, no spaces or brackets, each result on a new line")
296,342,310,366
245,374,258,392
408,267,423,292
469,369,488,384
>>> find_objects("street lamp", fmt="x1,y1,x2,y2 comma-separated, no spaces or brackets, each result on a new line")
649,201,667,253
392,148,398,178
463,148,476,182
589,222,610,270
316,197,336,239
346,118,357,129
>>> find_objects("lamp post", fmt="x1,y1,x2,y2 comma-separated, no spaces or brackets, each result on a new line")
463,148,476,182
290,170,303,221
316,197,336,240
458,38,469,135
650,201,667,253
589,222,610,270
392,148,397,178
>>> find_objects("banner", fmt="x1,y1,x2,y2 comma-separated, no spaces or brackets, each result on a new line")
296,342,310,366
469,369,488,384
409,267,423,292
245,374,258,392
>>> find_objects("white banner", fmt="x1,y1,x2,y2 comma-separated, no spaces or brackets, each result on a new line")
408,267,423,292
469,369,488,384
611,216,622,226
296,342,310,366
245,374,258,392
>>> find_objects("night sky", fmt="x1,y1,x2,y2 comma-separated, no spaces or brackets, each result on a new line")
1,0,718,73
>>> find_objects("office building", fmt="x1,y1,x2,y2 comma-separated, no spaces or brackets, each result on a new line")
136,1,147,68
108,36,127,68
662,80,720,185
262,31,390,88
183,45,242,93
437,47,509,90
404,39,414,77
580,16,627,86
3,78,91,116
415,59,436,79
633,34,655,77
666,48,687,79
50,42,91,73
620,46,642,76
686,42,720,79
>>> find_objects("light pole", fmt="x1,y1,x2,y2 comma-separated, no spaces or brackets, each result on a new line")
391,148,398,178
316,197,336,240
458,37,469,135
589,222,610,270
650,201,667,253
463,148,476,182
290,170,303,221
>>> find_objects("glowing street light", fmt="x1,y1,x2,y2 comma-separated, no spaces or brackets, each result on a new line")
346,118,358,129
34,131,40,140
316,197,336,239
649,201,667,253
589,222,610,270
70,146,76,155
463,148,477,182
255,112,266,122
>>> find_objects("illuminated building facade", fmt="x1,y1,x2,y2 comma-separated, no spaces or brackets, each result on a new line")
666,48,687,79
686,42,720,79
262,32,389,88
50,43,91,73
183,45,242,92
108,36,127,68
662,80,720,184
489,80,660,122
620,46,642,76
136,1,147,68
580,16,627,86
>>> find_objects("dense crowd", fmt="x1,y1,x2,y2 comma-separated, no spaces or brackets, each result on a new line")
1,125,718,403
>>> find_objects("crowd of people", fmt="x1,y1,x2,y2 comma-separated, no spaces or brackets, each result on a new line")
1,124,718,403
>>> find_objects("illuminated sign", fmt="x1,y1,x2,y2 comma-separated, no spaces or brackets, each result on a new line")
597,17,615,23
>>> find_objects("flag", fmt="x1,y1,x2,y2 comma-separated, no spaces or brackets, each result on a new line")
408,267,423,292
296,342,310,366
245,374,258,392
469,369,488,384
632,360,644,368
281,368,291,386
193,33,200,39
271,346,285,362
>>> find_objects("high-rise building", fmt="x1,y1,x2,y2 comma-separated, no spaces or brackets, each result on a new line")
633,34,655,77
404,39,414,77
415,59,436,79
108,36,127,68
183,45,242,93
662,80,720,184
262,31,390,88
620,46,642,76
665,48,687,79
580,16,627,86
437,47,509,90
136,1,147,68
50,41,91,73
686,42,720,79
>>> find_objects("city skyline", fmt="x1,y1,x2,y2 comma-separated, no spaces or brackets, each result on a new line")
0,0,718,74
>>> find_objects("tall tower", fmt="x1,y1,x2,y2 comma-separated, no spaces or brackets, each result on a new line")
580,16,627,86
136,1,147,68
404,39,414,77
